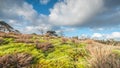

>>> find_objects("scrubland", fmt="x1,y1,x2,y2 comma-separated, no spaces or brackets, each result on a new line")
0,32,120,68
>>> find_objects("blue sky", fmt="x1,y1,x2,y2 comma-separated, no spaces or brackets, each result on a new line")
26,0,58,15
0,0,120,40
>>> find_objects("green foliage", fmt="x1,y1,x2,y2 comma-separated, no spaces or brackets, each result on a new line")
0,36,89,68
0,38,14,45
0,43,45,63
112,49,120,57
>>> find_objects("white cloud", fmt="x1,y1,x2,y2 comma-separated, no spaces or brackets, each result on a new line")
49,0,104,26
0,0,37,23
92,32,120,40
92,33,103,38
106,32,120,39
22,24,52,34
0,0,52,33
0,0,120,35
40,0,50,5
79,34,89,39
60,27,76,32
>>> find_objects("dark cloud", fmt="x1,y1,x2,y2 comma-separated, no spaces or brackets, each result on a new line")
81,10,120,28
84,0,120,28
0,0,24,19
105,0,120,8
74,0,120,28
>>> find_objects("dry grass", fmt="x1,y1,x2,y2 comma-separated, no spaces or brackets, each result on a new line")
0,37,4,44
85,39,94,44
0,32,20,39
19,34,33,39
61,37,69,44
35,42,54,51
0,32,5,37
71,39,80,44
15,39,34,43
86,44,120,68
95,40,120,46
0,53,33,68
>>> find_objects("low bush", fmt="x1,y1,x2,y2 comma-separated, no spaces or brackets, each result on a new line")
85,39,94,44
36,42,54,52
0,38,10,45
14,39,34,44
61,37,68,44
0,53,33,68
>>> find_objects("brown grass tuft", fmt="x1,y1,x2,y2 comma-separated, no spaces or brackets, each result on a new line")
14,39,34,44
36,42,54,51
61,37,68,44
86,45,120,68
85,39,94,44
0,53,33,68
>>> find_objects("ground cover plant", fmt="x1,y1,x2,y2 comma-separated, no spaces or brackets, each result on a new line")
0,32,120,68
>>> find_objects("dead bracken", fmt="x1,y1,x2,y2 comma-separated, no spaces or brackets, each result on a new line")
36,42,54,51
0,53,33,68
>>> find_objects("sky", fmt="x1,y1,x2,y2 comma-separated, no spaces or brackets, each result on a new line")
0,0,120,40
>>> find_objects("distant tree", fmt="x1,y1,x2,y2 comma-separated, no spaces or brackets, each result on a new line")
59,30,64,36
46,30,58,36
32,33,37,35
38,28,44,35
72,36,79,40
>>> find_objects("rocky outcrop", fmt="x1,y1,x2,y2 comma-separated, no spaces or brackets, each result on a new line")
0,21,20,33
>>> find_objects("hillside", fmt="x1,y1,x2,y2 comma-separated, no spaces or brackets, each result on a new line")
0,21,20,33
0,0,120,68
0,32,120,68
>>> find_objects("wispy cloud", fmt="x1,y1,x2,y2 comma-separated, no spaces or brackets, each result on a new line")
39,0,50,5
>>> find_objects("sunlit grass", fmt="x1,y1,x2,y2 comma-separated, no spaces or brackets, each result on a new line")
2,35,120,68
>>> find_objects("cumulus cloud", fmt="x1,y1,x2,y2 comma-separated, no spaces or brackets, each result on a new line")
49,0,120,29
106,32,120,39
49,0,104,26
0,0,120,35
92,33,103,39
22,24,52,34
40,0,50,5
0,0,36,23
0,0,52,33
92,32,120,40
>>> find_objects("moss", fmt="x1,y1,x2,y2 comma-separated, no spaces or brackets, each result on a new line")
112,49,120,57
0,36,89,68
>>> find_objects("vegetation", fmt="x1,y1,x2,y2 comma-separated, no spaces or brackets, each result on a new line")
0,31,120,68
95,39,120,46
